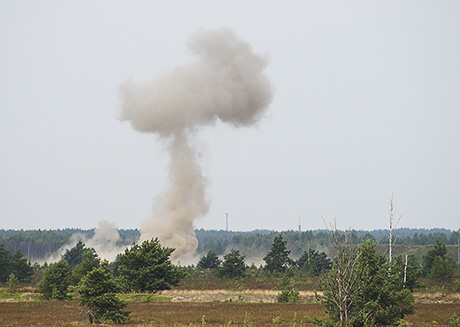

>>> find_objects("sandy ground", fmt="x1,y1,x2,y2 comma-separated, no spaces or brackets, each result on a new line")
159,289,317,303
159,289,460,304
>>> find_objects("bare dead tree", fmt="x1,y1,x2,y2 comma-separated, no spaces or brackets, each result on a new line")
388,195,402,266
403,254,408,287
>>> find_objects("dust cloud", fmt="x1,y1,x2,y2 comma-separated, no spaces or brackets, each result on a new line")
120,27,273,262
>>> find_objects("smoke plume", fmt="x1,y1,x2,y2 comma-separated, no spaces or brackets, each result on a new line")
85,220,124,262
120,28,272,262
44,220,124,264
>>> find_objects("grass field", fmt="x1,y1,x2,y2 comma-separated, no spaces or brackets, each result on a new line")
1,275,459,326
0,299,459,326
1,283,460,327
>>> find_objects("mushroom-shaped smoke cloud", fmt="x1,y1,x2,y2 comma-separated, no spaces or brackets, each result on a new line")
120,27,273,262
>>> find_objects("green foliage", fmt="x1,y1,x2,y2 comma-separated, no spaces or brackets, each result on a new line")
11,250,33,281
216,249,247,279
422,240,455,281
391,254,421,291
38,259,72,300
422,240,447,276
354,241,414,326
0,229,71,260
449,314,460,327
263,234,293,273
297,249,332,276
0,229,139,261
0,228,458,263
7,273,19,293
313,314,341,327
276,275,300,303
71,250,100,285
113,238,183,292
0,245,13,282
78,261,130,324
429,256,454,281
318,241,414,326
454,279,460,292
197,250,221,270
62,241,95,268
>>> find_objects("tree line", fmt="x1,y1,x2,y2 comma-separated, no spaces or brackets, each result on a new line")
1,227,458,261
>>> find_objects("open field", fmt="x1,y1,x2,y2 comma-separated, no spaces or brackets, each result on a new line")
1,275,459,326
0,289,459,327
0,299,459,326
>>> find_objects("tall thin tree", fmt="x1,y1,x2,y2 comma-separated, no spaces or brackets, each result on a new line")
388,195,401,266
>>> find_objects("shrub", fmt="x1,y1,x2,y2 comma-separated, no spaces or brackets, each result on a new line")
449,314,460,327
38,260,72,300
454,279,460,293
7,273,19,293
78,261,130,324
276,275,300,303
113,238,182,292
276,288,300,303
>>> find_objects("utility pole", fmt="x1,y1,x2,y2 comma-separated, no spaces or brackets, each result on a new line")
298,217,301,232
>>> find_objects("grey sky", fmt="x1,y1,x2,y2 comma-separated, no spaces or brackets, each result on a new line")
1,1,459,232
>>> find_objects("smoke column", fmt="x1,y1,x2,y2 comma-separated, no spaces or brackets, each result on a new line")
86,220,123,262
120,27,272,262
45,220,123,264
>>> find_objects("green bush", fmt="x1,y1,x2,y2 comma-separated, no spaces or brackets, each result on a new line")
449,314,460,327
78,261,130,324
38,260,72,300
276,288,300,303
454,279,460,293
276,275,300,303
7,273,19,293
113,238,182,292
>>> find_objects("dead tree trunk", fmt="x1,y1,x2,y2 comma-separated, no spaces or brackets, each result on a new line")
388,195,401,269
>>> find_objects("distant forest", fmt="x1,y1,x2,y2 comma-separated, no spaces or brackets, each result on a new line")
0,227,459,263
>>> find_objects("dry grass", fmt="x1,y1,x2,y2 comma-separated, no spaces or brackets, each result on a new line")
160,289,317,303
414,291,460,303
1,277,459,326
177,271,317,292
0,300,323,327
0,299,459,327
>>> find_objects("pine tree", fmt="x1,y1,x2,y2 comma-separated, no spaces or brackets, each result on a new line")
422,240,447,276
39,260,72,300
297,249,332,276
62,241,95,268
0,245,12,282
113,238,183,292
7,273,19,293
78,261,130,324
197,250,221,270
71,250,100,285
318,241,414,326
216,249,247,278
263,234,293,273
11,250,33,281
429,256,454,281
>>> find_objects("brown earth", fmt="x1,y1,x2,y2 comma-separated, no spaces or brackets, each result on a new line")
0,295,459,326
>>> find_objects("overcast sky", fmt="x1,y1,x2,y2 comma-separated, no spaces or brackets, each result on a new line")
1,1,459,232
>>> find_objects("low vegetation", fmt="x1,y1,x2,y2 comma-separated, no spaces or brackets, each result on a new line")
0,228,459,326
